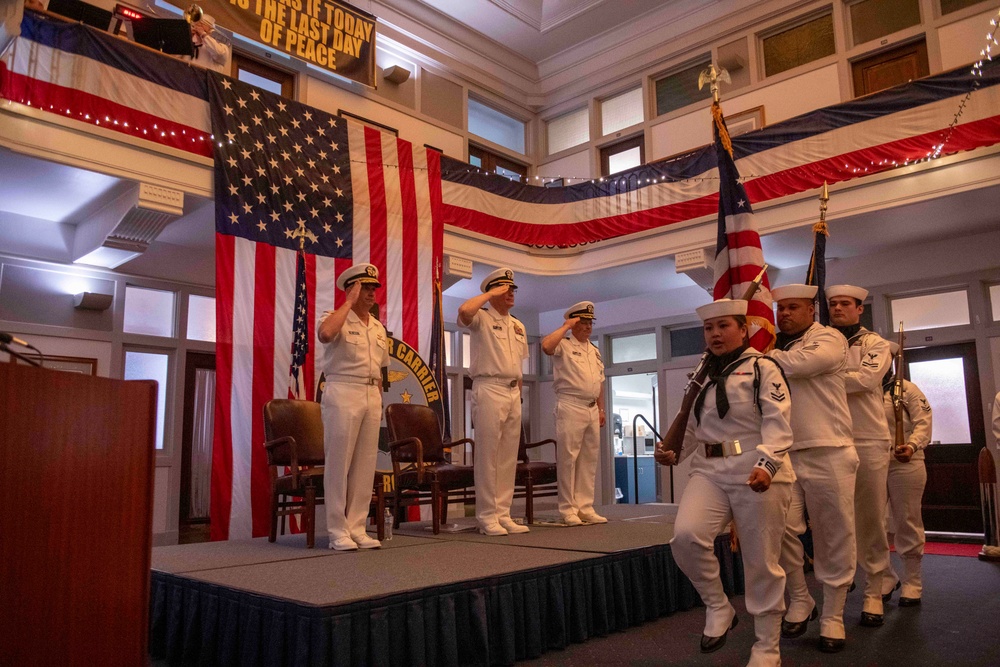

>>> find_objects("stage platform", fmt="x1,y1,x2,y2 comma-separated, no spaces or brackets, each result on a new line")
149,504,744,666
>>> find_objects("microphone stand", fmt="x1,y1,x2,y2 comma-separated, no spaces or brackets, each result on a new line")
1,342,43,367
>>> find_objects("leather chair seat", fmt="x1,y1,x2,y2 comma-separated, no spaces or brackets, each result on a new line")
273,467,324,494
515,461,557,486
396,464,473,489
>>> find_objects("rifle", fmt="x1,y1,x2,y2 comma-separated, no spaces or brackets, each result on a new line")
654,264,769,465
892,322,906,452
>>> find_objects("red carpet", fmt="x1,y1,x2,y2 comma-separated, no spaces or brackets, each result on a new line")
920,542,983,557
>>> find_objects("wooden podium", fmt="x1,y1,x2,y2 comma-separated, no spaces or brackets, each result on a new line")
0,362,157,666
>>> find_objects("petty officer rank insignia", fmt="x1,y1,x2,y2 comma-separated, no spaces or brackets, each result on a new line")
770,383,787,401
919,398,931,411
862,352,879,367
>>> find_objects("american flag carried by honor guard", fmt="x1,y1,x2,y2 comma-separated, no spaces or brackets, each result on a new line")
208,71,443,541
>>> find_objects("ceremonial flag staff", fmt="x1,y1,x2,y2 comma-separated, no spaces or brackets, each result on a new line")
806,182,831,326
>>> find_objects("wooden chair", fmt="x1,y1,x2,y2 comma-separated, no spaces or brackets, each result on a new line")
514,427,558,525
263,399,386,548
384,403,475,534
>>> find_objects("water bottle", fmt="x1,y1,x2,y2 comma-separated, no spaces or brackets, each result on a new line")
383,508,393,541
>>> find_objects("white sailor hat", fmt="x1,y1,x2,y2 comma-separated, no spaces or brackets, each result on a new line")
770,284,818,301
336,263,380,290
825,284,869,302
696,298,748,321
564,301,596,320
481,267,517,292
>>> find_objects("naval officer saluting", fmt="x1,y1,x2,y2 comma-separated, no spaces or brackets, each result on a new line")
458,268,530,536
658,298,794,667
317,263,391,551
541,301,607,526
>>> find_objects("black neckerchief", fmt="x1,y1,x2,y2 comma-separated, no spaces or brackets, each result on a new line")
834,322,862,341
775,325,811,351
695,344,750,422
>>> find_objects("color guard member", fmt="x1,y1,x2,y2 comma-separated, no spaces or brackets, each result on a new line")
826,284,893,627
768,284,857,653
541,301,607,526
881,352,933,607
660,298,793,667
458,268,529,536
318,263,390,551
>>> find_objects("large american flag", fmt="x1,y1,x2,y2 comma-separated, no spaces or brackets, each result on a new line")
710,102,774,351
208,72,442,541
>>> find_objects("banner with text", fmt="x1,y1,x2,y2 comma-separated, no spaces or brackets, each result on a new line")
192,0,376,86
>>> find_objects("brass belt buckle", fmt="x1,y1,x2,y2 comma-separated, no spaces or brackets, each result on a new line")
587,400,596,408
509,379,517,388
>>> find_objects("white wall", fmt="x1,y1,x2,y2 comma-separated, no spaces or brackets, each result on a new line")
938,8,1000,72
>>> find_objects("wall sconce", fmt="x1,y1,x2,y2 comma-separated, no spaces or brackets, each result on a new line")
74,292,114,311
382,65,411,85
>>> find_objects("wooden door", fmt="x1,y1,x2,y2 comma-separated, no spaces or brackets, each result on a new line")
852,39,929,97
907,342,985,534
179,351,216,544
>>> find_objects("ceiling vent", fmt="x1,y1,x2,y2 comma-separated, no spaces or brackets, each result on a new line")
442,254,473,291
675,247,715,292
73,183,184,269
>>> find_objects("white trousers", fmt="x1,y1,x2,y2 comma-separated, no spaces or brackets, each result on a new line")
472,381,521,527
322,382,382,541
555,399,600,518
673,473,791,666
780,446,858,639
885,458,927,598
854,440,891,614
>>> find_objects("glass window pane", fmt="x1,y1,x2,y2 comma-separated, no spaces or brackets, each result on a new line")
763,13,835,78
445,330,454,367
547,107,590,154
237,69,283,96
601,88,643,136
124,285,175,337
611,373,660,463
909,358,971,444
670,326,705,357
850,0,920,46
186,295,216,342
124,351,169,449
468,98,525,154
462,332,471,369
495,165,523,182
941,0,987,14
890,290,970,331
655,58,712,116
610,332,656,363
608,146,642,174
469,154,482,168
990,284,1000,322
522,341,537,375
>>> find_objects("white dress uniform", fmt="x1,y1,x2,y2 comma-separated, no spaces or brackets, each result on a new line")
992,392,1000,458
189,16,231,73
839,323,893,616
769,313,857,641
672,300,794,667
551,302,605,523
459,270,529,532
319,265,390,549
882,379,932,601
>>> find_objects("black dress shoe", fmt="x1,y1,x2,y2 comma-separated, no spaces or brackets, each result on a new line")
882,580,901,602
700,615,739,653
781,606,818,638
899,596,921,607
860,611,884,627
819,636,846,653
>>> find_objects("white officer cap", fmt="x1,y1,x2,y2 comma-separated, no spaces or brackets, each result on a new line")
481,267,517,292
770,284,818,301
696,298,748,321
336,263,380,290
564,301,596,320
825,284,869,302
201,14,216,30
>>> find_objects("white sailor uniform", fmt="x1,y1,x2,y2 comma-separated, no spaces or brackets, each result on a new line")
672,348,794,667
770,323,858,640
319,308,390,544
842,327,893,616
882,379,933,600
552,336,605,521
460,307,529,530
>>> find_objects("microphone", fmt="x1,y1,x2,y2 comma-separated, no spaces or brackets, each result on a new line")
0,332,30,347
